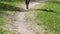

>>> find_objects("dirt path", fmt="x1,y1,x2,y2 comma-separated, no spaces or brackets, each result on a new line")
12,0,47,34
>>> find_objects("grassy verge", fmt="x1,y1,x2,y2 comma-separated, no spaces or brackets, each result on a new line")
0,0,24,6
36,0,60,34
0,11,6,25
0,0,24,34
0,0,24,24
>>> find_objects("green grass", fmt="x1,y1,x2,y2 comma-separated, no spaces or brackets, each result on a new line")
0,28,16,34
0,0,24,25
0,28,8,34
0,28,9,34
37,0,60,34
0,0,24,34
0,12,6,25
0,0,24,6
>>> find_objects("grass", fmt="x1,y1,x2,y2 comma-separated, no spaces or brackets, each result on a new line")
0,28,11,34
36,0,60,34
0,0,24,34
0,28,17,34
0,0,24,25
0,0,24,6
0,28,8,34
0,11,6,25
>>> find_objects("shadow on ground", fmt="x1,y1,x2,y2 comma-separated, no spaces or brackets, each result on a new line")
0,0,24,2
0,3,55,12
0,3,28,16
0,3,27,12
28,9,54,12
0,2,54,12
28,9,60,14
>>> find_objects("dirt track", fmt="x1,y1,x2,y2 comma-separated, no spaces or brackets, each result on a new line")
12,0,47,34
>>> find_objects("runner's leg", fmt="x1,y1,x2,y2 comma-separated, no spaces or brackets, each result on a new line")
25,0,28,9
28,0,30,4
25,0,30,9
27,0,30,9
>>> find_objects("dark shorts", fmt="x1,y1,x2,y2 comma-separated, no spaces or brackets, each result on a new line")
25,0,30,9
25,0,30,5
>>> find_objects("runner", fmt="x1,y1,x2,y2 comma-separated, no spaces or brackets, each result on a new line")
25,0,30,9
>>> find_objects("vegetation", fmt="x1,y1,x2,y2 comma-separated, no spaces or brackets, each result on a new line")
0,0,24,34
0,28,8,34
37,0,60,34
0,0,60,34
